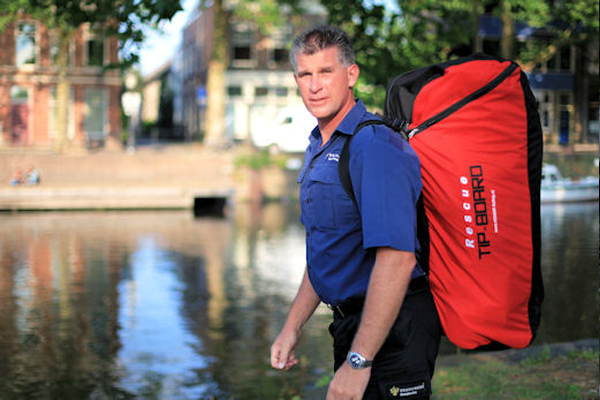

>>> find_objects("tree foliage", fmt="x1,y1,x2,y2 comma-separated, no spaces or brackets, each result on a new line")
323,0,599,110
509,0,599,69
232,0,303,34
0,0,182,67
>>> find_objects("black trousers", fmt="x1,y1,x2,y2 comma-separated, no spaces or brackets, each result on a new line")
328,285,441,399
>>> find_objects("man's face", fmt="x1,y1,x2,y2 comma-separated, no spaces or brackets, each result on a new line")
294,46,358,125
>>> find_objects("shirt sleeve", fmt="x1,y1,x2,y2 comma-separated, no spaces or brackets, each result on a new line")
350,127,422,252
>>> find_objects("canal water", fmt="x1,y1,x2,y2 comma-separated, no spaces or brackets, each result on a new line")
0,201,597,399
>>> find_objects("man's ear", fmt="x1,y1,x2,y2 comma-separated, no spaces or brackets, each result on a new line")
347,64,359,88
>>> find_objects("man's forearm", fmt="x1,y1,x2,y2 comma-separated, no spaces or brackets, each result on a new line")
283,267,321,332
350,247,415,360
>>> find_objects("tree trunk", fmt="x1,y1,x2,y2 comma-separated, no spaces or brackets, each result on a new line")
53,27,73,153
204,0,227,147
500,0,515,59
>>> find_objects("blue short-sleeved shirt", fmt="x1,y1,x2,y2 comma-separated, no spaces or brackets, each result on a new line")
297,100,423,306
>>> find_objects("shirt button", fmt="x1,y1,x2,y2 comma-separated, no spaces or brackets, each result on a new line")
306,198,311,203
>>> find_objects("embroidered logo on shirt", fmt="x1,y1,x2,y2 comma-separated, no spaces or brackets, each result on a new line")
326,152,340,163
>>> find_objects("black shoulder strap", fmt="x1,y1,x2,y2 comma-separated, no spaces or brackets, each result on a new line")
338,118,407,205
338,119,430,272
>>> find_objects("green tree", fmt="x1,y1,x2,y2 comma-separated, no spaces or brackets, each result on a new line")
497,0,599,71
324,0,599,109
0,0,182,152
326,0,475,109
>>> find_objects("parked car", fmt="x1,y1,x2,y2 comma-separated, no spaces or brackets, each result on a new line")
251,106,316,153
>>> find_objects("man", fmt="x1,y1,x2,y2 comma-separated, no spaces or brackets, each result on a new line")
270,25,441,399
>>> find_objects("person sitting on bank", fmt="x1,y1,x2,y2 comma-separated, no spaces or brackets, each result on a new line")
25,167,40,186
10,169,24,186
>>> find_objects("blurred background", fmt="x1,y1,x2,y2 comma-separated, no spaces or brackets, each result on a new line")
0,0,598,398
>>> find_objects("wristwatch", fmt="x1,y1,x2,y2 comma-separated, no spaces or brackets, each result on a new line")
347,351,373,369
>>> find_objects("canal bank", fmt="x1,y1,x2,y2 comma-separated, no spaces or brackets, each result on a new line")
0,144,302,211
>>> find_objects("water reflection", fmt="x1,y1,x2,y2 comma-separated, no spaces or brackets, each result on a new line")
0,201,597,398
0,207,333,398
537,202,599,344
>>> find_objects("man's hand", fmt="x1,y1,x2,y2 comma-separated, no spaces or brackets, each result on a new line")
270,327,301,370
270,268,321,371
327,362,371,399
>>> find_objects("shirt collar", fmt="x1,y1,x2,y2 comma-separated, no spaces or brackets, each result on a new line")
309,99,367,142
336,99,367,136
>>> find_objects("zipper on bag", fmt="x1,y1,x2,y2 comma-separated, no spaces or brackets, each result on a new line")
408,62,519,138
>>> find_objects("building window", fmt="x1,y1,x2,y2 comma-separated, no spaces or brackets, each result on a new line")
535,90,554,134
87,38,104,66
545,46,573,72
269,26,292,68
16,22,36,66
10,86,29,145
275,87,288,97
542,110,549,127
84,24,105,67
228,86,242,96
559,94,571,106
273,48,288,63
11,86,28,102
559,46,571,71
231,22,255,67
255,87,269,97
84,89,107,140
233,46,251,61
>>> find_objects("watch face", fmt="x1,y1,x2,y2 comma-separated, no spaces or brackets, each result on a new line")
348,352,364,368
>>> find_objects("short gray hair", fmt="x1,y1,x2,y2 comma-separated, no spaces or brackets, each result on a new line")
289,25,355,72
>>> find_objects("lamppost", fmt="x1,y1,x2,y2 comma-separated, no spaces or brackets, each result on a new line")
122,70,141,154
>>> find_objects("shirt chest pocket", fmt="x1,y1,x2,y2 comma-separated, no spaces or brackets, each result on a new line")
308,165,358,231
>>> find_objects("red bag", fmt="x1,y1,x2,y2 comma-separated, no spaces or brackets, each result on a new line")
340,54,544,349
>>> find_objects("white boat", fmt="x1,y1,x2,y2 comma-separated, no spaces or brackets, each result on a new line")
541,164,599,203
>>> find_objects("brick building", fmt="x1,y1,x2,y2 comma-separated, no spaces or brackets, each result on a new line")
0,19,122,149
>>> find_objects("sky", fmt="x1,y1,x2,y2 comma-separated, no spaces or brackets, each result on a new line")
138,0,198,77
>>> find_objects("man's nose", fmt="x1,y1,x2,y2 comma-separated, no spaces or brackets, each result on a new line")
310,76,322,92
